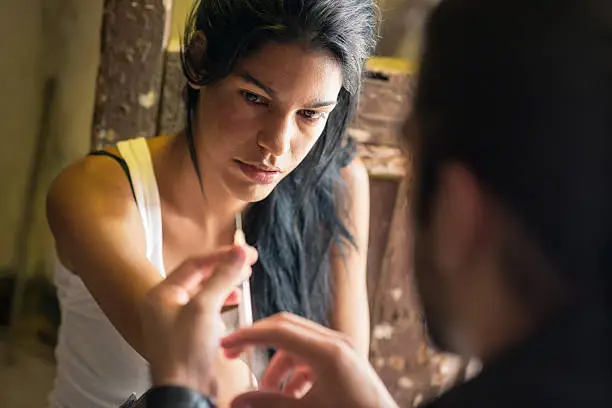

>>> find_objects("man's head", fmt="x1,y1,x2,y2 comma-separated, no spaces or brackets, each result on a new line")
409,0,611,359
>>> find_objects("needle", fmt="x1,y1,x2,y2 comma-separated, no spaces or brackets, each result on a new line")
234,213,257,389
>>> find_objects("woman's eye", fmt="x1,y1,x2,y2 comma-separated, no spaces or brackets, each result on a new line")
299,110,327,121
240,90,267,105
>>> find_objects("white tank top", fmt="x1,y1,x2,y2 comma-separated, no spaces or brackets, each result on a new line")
48,137,253,408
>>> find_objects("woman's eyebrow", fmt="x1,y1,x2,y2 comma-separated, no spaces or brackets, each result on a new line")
239,71,337,108
240,72,275,97
304,100,337,109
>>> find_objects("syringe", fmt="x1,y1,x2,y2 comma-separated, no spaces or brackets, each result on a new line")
234,213,257,389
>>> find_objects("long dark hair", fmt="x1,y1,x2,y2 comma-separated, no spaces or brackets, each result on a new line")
180,0,378,324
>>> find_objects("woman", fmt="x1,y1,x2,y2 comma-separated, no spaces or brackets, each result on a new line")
46,0,377,407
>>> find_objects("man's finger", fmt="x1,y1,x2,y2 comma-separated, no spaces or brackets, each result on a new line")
260,350,297,390
163,245,255,297
223,313,353,360
282,367,314,398
230,390,305,408
223,313,348,359
221,316,348,370
266,313,354,348
191,246,251,308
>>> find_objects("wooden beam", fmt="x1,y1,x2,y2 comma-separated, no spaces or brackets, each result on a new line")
91,0,173,149
369,175,466,407
350,57,416,147
158,49,186,135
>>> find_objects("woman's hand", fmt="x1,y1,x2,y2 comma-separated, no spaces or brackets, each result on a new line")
222,313,399,408
139,245,257,398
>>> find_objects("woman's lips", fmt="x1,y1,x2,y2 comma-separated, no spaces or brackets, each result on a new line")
236,161,282,185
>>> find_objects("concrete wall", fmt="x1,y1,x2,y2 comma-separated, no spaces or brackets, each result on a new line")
0,0,45,270
0,0,103,280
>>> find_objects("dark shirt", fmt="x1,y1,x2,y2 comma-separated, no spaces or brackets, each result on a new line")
144,386,216,408
425,301,611,408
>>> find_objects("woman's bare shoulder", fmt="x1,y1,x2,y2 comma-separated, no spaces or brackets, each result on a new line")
46,146,149,271
46,148,141,248
48,149,132,209
340,156,370,197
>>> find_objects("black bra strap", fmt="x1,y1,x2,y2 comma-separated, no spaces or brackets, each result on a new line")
89,151,137,202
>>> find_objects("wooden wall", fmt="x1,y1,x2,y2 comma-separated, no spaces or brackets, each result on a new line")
352,59,467,407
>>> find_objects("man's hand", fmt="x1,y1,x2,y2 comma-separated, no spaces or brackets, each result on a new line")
140,245,257,397
222,313,399,408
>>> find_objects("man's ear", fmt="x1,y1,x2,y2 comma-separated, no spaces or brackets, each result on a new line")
185,31,207,89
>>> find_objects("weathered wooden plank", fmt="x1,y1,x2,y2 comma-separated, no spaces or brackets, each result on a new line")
158,49,186,135
355,142,407,179
91,0,172,148
366,179,400,310
369,176,466,407
349,58,416,146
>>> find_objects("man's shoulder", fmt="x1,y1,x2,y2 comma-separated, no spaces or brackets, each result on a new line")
424,374,612,408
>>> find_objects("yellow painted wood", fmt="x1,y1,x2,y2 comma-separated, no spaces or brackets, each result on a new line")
366,57,416,75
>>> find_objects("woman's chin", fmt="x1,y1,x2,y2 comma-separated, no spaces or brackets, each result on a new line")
230,182,278,204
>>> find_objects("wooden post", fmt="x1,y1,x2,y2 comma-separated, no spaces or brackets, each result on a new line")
91,0,173,149
357,58,467,407
368,175,466,407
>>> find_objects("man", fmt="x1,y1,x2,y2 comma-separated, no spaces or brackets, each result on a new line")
140,0,612,407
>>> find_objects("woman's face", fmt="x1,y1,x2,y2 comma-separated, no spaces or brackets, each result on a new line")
194,42,344,203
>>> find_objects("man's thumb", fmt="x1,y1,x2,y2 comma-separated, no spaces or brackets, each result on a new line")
194,246,249,305
231,391,304,408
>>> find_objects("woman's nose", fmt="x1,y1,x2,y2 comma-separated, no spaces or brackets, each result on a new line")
257,115,294,157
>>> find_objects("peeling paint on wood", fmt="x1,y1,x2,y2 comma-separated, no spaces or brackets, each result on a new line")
430,355,463,389
350,58,415,146
355,143,407,179
138,91,158,109
373,322,395,340
389,355,406,371
398,376,415,389
96,129,119,146
390,288,403,301
374,357,386,369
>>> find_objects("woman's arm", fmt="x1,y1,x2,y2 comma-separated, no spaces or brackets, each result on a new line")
329,157,371,357
47,154,163,360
